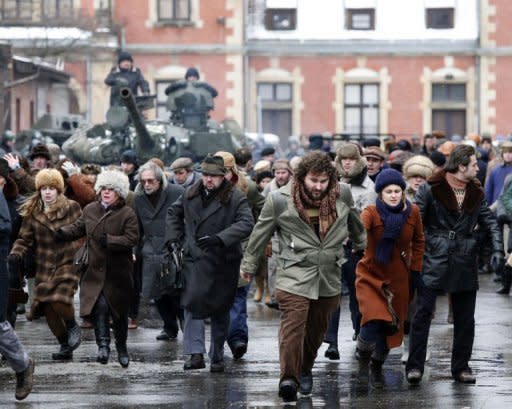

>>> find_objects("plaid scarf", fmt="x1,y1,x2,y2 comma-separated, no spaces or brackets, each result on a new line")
292,180,340,240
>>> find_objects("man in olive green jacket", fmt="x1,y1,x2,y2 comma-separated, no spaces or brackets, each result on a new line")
241,152,366,402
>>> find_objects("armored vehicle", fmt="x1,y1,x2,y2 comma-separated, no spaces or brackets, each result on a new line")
63,82,246,165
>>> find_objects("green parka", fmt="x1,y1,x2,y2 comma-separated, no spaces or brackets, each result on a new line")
241,182,366,299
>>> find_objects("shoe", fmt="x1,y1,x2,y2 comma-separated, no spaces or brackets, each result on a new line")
324,343,340,360
80,319,94,329
184,353,205,370
406,369,422,384
299,372,313,395
265,300,279,310
231,341,247,360
453,370,476,384
400,337,409,364
253,276,264,302
96,345,110,364
369,360,385,389
15,358,34,401
52,340,73,361
156,329,177,341
16,304,26,315
66,319,81,351
278,379,298,402
264,294,272,305
128,318,138,329
116,343,130,368
210,360,225,373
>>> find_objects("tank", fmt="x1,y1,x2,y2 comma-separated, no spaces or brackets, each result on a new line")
63,84,246,165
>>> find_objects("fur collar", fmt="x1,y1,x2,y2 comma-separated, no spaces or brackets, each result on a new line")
428,170,483,213
186,179,234,204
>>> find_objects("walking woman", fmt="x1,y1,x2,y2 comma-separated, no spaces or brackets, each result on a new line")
355,168,425,388
8,169,82,360
57,170,139,367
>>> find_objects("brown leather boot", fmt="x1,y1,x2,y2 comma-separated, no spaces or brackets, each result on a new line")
253,276,264,302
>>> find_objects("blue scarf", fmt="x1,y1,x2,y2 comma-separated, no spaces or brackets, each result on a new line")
375,198,412,264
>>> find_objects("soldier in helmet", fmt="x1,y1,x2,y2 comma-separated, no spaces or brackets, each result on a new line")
104,51,150,107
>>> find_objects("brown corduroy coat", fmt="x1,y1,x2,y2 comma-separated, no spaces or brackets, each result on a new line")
10,195,82,320
355,203,425,348
59,200,139,318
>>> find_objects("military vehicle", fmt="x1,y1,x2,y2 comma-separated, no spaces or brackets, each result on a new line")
62,81,247,165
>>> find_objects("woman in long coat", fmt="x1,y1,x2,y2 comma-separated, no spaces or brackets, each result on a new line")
58,170,139,367
8,169,82,360
355,168,425,388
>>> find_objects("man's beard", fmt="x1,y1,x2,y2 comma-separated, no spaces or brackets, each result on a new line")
304,185,329,201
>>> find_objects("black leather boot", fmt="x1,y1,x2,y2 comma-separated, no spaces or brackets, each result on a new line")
65,319,81,351
113,317,129,368
93,317,111,365
52,335,73,360
369,359,385,389
497,265,512,294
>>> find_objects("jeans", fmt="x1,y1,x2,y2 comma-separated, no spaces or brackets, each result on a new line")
406,286,476,376
275,289,339,385
0,321,29,373
227,284,250,347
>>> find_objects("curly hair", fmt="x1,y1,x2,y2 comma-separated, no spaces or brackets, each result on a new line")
444,144,475,173
294,151,338,186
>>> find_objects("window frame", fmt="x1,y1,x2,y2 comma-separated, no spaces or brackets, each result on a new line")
157,0,191,23
343,83,380,136
41,0,74,20
426,7,454,29
257,81,294,141
345,8,375,31
0,0,33,21
430,82,467,137
264,7,297,31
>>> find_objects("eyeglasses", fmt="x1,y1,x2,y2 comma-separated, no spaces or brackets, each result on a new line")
141,178,157,185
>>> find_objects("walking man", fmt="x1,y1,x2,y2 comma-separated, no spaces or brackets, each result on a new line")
241,152,366,401
406,144,503,384
165,155,253,373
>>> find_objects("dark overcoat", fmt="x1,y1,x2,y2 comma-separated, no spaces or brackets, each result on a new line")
10,195,82,320
60,199,139,318
165,180,254,319
416,170,502,292
356,204,424,348
134,182,184,299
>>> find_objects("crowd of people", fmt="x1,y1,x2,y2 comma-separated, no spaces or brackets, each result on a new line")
0,127,511,403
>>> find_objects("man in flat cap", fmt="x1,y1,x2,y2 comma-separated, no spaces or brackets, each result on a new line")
165,155,254,373
363,147,387,182
170,157,201,188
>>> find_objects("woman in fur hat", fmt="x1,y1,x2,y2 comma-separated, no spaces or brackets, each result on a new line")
402,155,435,202
57,170,139,368
8,169,82,361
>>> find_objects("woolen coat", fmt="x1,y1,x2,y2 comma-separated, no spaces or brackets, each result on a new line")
355,204,424,348
417,170,502,292
134,181,184,300
165,179,254,319
59,200,139,319
10,195,82,320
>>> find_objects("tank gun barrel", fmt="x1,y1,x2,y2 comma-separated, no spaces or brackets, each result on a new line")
120,87,155,152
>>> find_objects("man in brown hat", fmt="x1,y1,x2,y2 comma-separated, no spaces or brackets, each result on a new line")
170,157,200,188
165,154,254,373
363,146,387,182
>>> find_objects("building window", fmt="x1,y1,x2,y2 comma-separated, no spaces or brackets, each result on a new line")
158,0,190,22
345,8,375,30
344,83,379,135
155,80,174,120
265,8,296,30
257,82,293,141
426,8,454,29
431,83,466,136
42,0,74,20
0,0,33,20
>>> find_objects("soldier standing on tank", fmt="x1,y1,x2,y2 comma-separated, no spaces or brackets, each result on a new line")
105,51,150,107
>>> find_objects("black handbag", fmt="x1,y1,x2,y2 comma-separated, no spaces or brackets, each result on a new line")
74,242,89,275
160,245,184,292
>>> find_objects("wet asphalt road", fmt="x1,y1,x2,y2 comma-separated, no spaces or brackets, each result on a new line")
1,273,512,408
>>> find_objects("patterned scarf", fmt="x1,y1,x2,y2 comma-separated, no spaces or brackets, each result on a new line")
292,180,340,240
375,197,412,264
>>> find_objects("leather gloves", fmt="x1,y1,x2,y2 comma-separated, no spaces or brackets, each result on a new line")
197,235,223,251
490,251,505,273
54,229,66,243
99,234,108,249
